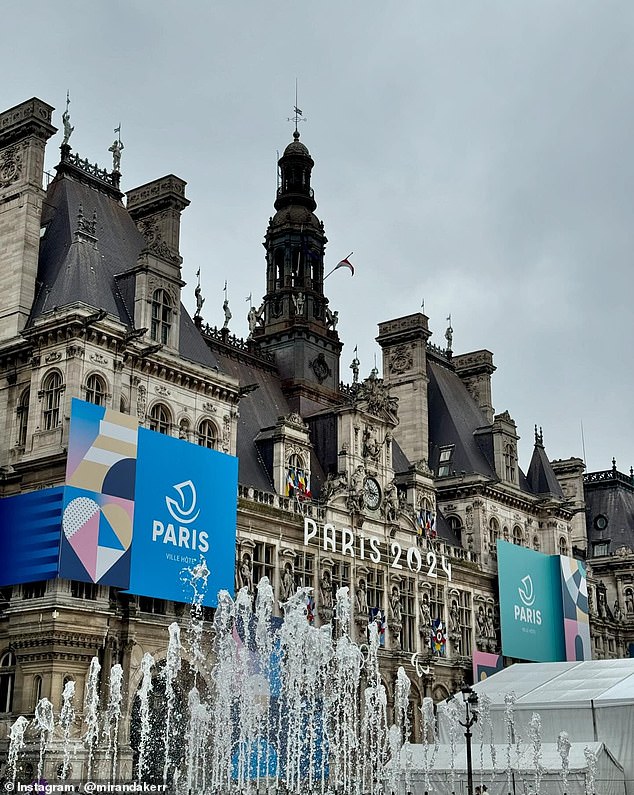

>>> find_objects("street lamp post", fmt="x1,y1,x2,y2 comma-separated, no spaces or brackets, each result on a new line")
458,686,479,795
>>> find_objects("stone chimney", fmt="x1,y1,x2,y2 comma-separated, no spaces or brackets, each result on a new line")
0,98,56,338
453,349,496,423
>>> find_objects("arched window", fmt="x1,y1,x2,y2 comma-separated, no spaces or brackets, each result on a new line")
489,517,500,547
149,403,171,435
446,515,463,540
17,388,30,447
197,419,217,449
85,374,107,406
151,289,172,345
533,535,540,551
120,394,129,414
513,525,523,546
559,536,568,556
42,371,63,430
0,651,16,713
32,675,42,709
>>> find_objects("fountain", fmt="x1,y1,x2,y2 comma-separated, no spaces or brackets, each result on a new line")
4,565,609,795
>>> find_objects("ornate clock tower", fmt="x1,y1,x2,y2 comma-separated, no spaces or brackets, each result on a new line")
253,130,342,415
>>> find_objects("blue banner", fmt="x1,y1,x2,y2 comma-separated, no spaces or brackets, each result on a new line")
0,488,64,586
127,427,238,607
497,540,565,662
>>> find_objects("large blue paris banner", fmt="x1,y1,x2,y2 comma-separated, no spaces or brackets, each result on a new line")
497,540,590,662
0,399,238,607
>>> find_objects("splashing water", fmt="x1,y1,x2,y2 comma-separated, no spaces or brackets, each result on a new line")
83,656,101,780
528,712,543,795
584,745,597,795
557,731,571,794
163,621,182,785
33,697,54,781
444,697,462,795
136,652,155,780
420,696,438,794
105,664,124,782
504,691,518,794
59,679,76,780
7,715,29,783
476,692,495,787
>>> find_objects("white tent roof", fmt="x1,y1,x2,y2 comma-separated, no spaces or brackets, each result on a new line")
401,742,623,774
471,660,634,708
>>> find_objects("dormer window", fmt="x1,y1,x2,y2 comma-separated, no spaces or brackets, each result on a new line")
151,289,172,345
286,453,311,499
437,446,454,477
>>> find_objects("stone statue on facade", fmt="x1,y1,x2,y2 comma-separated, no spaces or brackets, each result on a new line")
355,578,368,615
238,553,254,595
383,479,400,522
419,594,432,634
194,284,205,318
325,306,339,330
280,561,295,602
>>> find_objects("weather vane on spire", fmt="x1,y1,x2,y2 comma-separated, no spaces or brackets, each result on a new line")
287,79,307,134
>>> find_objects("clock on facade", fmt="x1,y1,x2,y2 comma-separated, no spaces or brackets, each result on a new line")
363,477,381,511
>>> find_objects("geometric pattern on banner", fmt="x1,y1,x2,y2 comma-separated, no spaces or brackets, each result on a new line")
59,399,138,587
473,650,504,683
560,555,592,661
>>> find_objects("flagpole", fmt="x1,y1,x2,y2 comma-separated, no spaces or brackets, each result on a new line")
324,252,354,280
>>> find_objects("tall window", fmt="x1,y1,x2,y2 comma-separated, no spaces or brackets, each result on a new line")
32,675,42,710
252,542,275,586
286,453,310,498
294,550,314,589
149,403,171,435
151,289,172,345
17,388,30,447
504,443,516,482
559,536,569,556
366,568,384,615
489,517,500,552
85,374,107,406
513,525,523,545
0,651,16,713
400,577,416,653
42,371,63,430
197,419,217,449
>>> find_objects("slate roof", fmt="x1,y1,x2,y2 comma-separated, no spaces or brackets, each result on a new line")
427,359,497,479
526,438,565,498
30,170,220,370
585,470,634,553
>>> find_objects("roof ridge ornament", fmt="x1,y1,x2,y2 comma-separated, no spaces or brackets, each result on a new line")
61,90,74,147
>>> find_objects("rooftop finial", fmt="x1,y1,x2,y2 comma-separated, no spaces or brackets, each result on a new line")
350,345,360,384
194,268,205,319
109,125,124,173
62,90,74,147
612,457,617,472
445,314,453,352
287,78,306,138
222,280,231,330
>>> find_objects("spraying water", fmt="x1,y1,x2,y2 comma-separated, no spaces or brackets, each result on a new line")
7,715,29,783
105,664,124,782
557,730,571,794
33,697,54,781
162,621,182,785
59,679,76,780
83,656,101,780
136,652,155,780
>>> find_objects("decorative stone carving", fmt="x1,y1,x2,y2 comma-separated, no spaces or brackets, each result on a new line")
45,351,62,364
322,471,348,501
310,353,331,384
347,464,365,512
389,344,413,374
136,384,147,422
284,412,307,429
222,414,231,453
139,221,179,262
155,385,171,397
67,345,85,360
89,352,107,365
351,375,398,424
0,144,23,188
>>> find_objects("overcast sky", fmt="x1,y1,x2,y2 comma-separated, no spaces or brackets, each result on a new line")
5,2,633,474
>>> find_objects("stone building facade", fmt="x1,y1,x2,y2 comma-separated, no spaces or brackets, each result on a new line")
0,96,629,783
